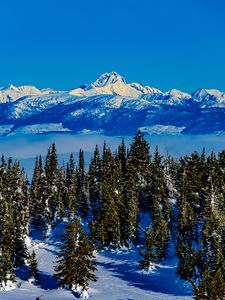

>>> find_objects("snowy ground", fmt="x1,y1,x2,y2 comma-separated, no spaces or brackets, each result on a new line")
0,132,221,298
2,222,193,300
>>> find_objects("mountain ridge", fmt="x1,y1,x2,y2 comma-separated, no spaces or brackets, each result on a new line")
0,72,225,136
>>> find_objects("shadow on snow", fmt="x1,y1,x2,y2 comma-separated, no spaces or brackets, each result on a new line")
97,251,192,297
16,266,59,290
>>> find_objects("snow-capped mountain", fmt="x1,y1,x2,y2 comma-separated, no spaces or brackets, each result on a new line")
70,72,161,98
0,84,42,103
192,89,225,108
0,71,225,136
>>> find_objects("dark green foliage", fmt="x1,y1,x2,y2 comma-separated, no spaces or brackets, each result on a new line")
0,158,30,286
77,149,89,218
28,250,40,285
154,218,170,261
0,131,225,299
54,218,97,291
150,147,165,222
127,129,151,212
30,156,50,229
13,213,28,268
56,164,66,221
44,143,59,222
175,149,225,299
65,153,77,218
88,145,101,221
117,138,127,175
210,269,225,300
139,228,158,269
194,268,225,300
120,164,138,245
0,199,15,284
96,146,122,247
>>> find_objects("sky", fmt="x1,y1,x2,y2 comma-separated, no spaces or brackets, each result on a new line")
0,0,225,93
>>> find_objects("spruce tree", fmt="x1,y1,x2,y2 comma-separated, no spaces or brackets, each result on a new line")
56,164,66,222
77,150,89,217
30,156,43,228
88,145,102,221
65,153,77,218
139,228,158,270
154,218,170,261
54,218,97,293
0,198,15,285
28,250,40,285
45,143,59,221
210,269,225,300
127,129,151,213
117,138,127,175
97,148,121,247
121,164,138,245
13,212,28,268
150,147,165,221
194,268,225,300
148,147,170,261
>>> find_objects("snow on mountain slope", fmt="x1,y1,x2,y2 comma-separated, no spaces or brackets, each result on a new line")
41,88,62,94
141,89,192,106
163,89,192,105
130,82,161,94
6,93,78,119
192,88,225,107
15,85,41,95
93,71,125,87
1,72,225,136
70,72,161,98
0,84,42,103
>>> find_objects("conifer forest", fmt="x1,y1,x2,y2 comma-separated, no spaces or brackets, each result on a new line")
0,130,225,299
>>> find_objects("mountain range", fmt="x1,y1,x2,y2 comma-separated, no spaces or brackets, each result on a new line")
0,72,225,136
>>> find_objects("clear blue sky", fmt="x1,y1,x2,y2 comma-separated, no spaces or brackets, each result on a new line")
0,0,225,92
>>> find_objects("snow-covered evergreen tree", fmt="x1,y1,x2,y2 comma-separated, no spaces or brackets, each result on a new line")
54,218,97,296
28,250,40,285
65,153,77,218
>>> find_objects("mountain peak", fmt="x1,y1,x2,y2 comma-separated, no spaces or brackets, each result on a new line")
9,84,18,90
193,88,222,98
93,72,125,88
70,71,161,97
1,84,19,91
